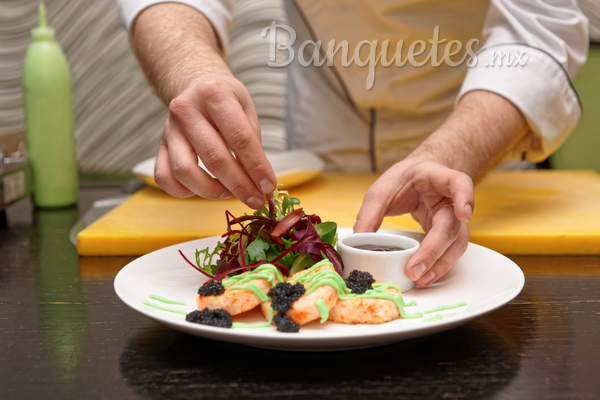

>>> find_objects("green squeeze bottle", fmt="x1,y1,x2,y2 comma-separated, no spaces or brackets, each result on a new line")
22,3,78,208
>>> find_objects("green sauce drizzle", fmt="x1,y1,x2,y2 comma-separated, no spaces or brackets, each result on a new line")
223,264,286,287
228,282,271,301
423,302,468,314
193,259,469,328
422,315,443,322
315,297,329,323
141,301,188,315
148,294,188,306
288,259,423,319
224,264,286,300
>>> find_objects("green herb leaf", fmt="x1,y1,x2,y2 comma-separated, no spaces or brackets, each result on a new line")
279,251,299,269
315,222,337,245
289,253,315,275
275,237,298,267
281,237,294,249
282,196,301,216
254,202,270,218
246,238,269,263
196,242,225,275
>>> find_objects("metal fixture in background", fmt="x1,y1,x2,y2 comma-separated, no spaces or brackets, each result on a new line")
0,129,32,212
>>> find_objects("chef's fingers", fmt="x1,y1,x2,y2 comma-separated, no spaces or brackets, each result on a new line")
354,188,396,233
419,163,474,222
203,86,277,197
405,202,463,282
160,116,232,200
413,223,469,287
354,168,416,233
188,114,267,208
154,138,195,198
238,88,262,145
168,91,266,208
353,198,385,234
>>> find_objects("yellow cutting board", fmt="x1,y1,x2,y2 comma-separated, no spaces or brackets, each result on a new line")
77,170,600,256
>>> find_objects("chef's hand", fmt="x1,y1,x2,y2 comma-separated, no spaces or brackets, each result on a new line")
353,157,474,287
154,74,277,209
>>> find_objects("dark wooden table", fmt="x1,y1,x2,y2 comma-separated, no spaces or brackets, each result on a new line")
1,185,599,400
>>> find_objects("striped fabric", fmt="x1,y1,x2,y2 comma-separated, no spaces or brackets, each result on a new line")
581,0,600,43
0,0,287,174
1,0,596,173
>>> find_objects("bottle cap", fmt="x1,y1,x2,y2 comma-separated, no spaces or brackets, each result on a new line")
32,3,55,41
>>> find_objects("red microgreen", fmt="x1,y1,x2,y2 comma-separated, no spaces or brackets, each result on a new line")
178,250,215,279
186,188,344,283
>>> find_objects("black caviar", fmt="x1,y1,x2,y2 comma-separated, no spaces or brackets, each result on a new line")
198,280,225,296
345,270,375,294
273,314,300,333
186,308,232,328
268,282,306,314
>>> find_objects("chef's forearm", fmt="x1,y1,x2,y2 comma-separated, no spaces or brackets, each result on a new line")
408,90,529,182
130,2,232,105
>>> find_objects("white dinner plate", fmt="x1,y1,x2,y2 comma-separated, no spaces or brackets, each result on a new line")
114,228,525,351
132,149,325,191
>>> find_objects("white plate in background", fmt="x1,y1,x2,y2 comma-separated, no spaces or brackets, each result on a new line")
132,149,325,191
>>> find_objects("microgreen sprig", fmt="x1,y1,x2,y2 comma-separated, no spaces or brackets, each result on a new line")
179,189,344,283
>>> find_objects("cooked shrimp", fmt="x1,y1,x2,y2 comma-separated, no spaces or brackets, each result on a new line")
261,263,339,325
328,283,401,324
197,271,274,316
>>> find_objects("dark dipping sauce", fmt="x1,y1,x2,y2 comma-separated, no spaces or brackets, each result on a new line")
352,244,405,252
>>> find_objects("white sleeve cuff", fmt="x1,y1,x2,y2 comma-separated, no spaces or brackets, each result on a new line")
115,0,232,55
457,43,582,163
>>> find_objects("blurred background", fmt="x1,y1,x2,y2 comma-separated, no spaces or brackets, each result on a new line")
0,0,598,181
0,0,288,181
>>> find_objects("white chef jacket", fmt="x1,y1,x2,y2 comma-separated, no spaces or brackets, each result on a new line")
116,0,589,173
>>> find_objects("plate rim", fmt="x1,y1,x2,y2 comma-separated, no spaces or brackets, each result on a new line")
114,229,525,351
